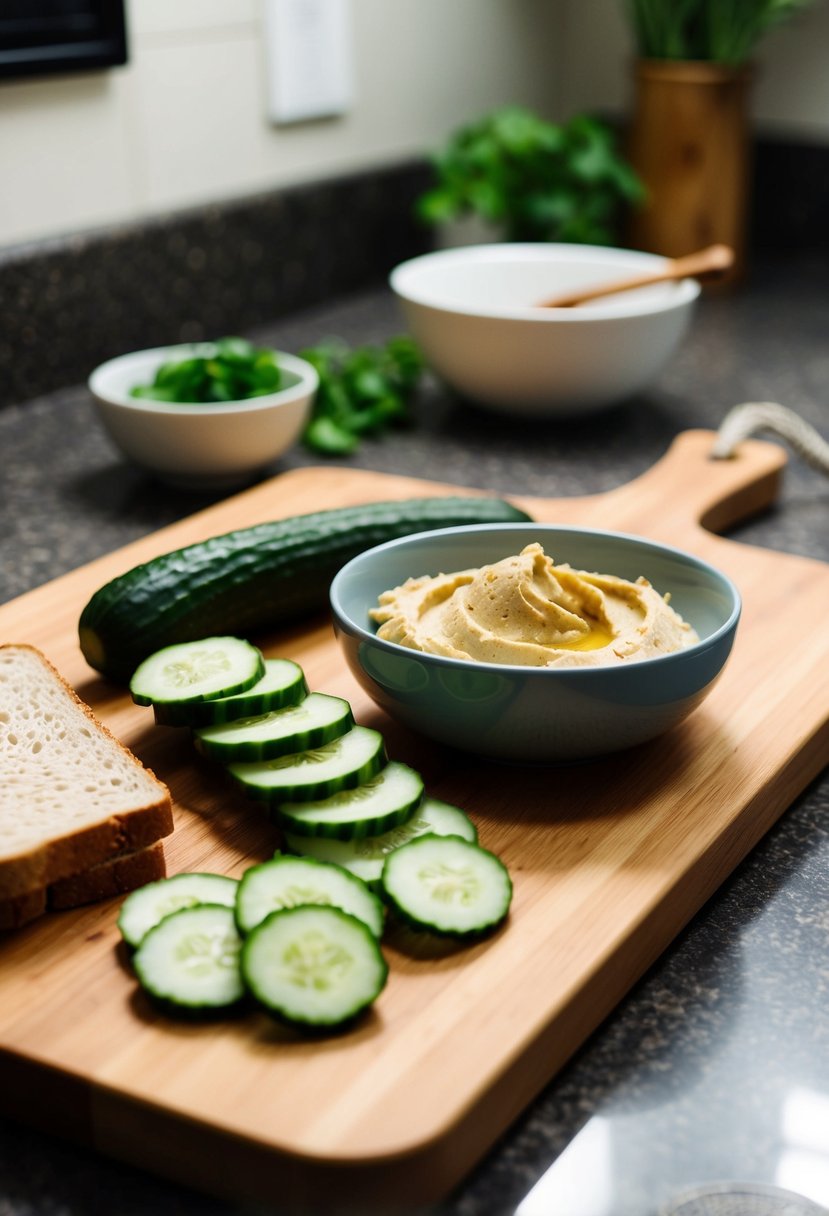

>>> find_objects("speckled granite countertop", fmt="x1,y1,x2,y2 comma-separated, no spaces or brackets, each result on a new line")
1,252,827,1216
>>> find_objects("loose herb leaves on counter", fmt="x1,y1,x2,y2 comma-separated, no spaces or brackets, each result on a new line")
130,338,282,404
299,336,425,456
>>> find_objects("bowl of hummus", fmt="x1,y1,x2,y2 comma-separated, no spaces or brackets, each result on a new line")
330,523,741,763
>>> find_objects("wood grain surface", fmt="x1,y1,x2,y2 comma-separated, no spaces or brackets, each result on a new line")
1,430,827,1212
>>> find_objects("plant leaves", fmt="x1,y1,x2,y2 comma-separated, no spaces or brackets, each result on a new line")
129,339,283,405
298,336,425,457
416,106,644,245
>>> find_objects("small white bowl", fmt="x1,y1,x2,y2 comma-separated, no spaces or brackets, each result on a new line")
390,243,700,417
88,344,318,489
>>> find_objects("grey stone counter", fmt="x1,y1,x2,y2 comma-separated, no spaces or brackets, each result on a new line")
1,252,827,1216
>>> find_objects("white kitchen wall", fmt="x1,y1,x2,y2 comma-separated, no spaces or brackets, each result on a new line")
556,0,829,142
0,0,562,249
2,0,826,251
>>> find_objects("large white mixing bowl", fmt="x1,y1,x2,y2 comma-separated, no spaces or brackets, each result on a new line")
390,243,700,417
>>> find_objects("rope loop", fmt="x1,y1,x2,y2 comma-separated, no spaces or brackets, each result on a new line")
712,402,829,475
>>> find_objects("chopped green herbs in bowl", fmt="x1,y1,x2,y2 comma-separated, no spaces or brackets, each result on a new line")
130,337,283,405
89,342,317,490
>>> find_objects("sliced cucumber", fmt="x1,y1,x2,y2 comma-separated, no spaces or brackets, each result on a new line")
284,796,478,887
133,904,245,1011
381,834,512,937
193,693,353,763
230,726,385,804
235,855,384,938
274,762,424,841
130,637,264,708
118,871,239,948
241,905,388,1028
153,658,307,727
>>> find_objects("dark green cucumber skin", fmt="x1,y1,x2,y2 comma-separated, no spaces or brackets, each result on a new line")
273,797,419,841
241,906,388,1028
380,834,513,939
233,855,385,938
153,669,308,727
273,764,425,841
129,643,265,708
132,904,246,1013
232,742,386,805
78,497,533,683
193,703,354,763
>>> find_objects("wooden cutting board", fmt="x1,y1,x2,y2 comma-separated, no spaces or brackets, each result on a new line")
1,430,827,1212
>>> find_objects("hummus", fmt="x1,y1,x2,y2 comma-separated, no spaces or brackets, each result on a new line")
370,543,698,668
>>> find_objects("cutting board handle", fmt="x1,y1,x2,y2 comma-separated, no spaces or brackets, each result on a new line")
594,428,788,540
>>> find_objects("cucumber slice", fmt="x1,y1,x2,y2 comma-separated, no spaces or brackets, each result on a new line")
118,872,239,948
235,856,384,938
274,762,424,841
130,637,264,708
230,726,385,804
381,835,512,937
284,796,478,887
153,658,307,727
133,904,245,1011
241,905,388,1028
193,693,353,763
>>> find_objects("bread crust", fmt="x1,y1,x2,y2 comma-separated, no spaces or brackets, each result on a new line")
0,841,168,930
49,839,167,909
0,643,174,900
0,888,46,930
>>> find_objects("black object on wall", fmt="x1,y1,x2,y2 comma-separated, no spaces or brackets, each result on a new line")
0,0,126,80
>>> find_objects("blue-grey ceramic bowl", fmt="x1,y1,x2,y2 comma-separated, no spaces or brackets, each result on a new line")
329,523,741,763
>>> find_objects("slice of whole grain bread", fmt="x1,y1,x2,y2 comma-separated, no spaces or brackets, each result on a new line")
0,643,173,901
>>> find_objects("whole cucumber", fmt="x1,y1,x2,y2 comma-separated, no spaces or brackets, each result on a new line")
79,496,532,683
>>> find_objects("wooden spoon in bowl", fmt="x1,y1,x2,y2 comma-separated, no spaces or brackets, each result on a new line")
536,244,735,309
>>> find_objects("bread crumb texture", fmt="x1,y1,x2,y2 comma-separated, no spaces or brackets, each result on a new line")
0,646,166,854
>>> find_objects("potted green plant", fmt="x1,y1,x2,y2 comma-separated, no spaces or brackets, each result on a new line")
417,106,644,247
627,0,817,64
624,0,819,279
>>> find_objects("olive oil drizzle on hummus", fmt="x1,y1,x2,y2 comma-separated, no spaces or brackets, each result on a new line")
370,543,698,669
